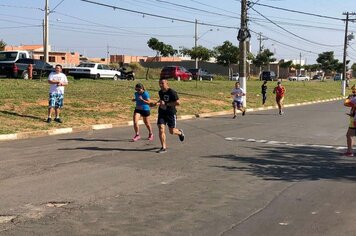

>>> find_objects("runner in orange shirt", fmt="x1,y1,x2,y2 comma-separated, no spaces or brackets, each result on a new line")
273,81,286,115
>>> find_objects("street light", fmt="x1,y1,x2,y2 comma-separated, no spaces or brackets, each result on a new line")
194,19,216,69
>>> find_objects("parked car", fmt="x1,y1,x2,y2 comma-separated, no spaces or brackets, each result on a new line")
312,74,322,80
68,63,120,80
13,58,54,79
333,73,343,81
188,68,214,81
230,73,239,81
288,74,310,81
260,71,276,81
160,66,192,81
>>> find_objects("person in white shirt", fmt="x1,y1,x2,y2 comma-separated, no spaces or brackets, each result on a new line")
46,64,68,123
231,81,246,119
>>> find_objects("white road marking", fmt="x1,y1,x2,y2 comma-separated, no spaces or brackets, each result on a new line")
225,137,346,151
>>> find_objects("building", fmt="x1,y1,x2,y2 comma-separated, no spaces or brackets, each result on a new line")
4,45,80,67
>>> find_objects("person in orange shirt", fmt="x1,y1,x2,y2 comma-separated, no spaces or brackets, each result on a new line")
273,81,286,115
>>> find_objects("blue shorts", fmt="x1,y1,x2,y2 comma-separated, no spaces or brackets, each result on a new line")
232,101,243,108
49,93,64,108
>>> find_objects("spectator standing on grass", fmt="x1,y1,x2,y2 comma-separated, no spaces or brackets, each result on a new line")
46,64,68,123
131,83,154,142
273,81,286,115
261,80,268,105
231,81,246,119
152,79,185,154
343,85,356,156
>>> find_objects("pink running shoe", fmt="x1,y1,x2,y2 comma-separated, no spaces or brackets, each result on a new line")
148,134,154,141
132,135,141,142
342,152,354,157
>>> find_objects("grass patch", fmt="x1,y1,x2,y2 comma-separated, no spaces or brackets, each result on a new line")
0,78,345,134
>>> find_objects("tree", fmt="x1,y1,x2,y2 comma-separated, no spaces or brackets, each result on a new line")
252,49,276,71
279,60,293,69
0,39,6,51
147,37,177,58
180,45,213,63
352,63,356,72
146,38,177,79
213,41,239,79
316,51,340,75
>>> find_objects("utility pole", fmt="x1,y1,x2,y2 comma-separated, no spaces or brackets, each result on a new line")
238,0,249,107
257,32,266,75
342,12,356,95
257,32,267,54
44,0,49,63
107,44,110,65
194,19,198,69
298,52,302,79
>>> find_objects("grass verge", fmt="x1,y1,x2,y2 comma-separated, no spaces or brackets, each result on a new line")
0,78,345,134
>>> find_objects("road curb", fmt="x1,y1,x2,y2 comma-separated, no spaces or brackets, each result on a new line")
0,97,345,142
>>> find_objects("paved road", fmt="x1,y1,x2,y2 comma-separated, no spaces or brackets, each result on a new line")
1,100,356,236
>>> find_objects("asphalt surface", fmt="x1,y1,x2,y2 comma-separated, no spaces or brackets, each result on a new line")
1,100,355,236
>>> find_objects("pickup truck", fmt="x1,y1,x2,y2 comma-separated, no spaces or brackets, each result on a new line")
14,58,54,79
288,74,310,81
0,50,31,78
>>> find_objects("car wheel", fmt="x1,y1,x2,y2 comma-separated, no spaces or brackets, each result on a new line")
22,71,29,80
176,76,181,81
209,77,213,81
94,74,100,80
189,76,192,81
199,76,202,81
113,75,119,80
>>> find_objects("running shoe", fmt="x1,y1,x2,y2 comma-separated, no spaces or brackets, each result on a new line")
178,129,185,142
148,133,154,141
233,115,237,119
46,118,52,123
132,135,141,142
156,148,167,153
242,110,246,116
342,152,354,157
54,118,62,123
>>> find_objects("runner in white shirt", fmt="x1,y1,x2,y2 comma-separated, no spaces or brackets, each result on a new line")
231,81,246,119
46,64,68,123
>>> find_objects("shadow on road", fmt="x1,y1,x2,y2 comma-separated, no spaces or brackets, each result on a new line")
59,138,130,142
203,145,356,182
59,146,159,152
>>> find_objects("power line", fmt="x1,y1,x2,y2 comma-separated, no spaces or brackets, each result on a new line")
252,2,343,21
0,4,43,11
249,29,319,55
50,0,65,13
79,0,238,29
154,0,239,19
188,0,240,17
250,6,344,47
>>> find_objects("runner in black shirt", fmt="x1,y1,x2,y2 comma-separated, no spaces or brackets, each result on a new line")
153,79,185,153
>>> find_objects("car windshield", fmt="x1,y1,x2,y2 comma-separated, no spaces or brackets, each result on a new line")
0,52,18,61
78,63,95,68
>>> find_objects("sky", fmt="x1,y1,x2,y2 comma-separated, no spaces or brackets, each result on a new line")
1,0,355,65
